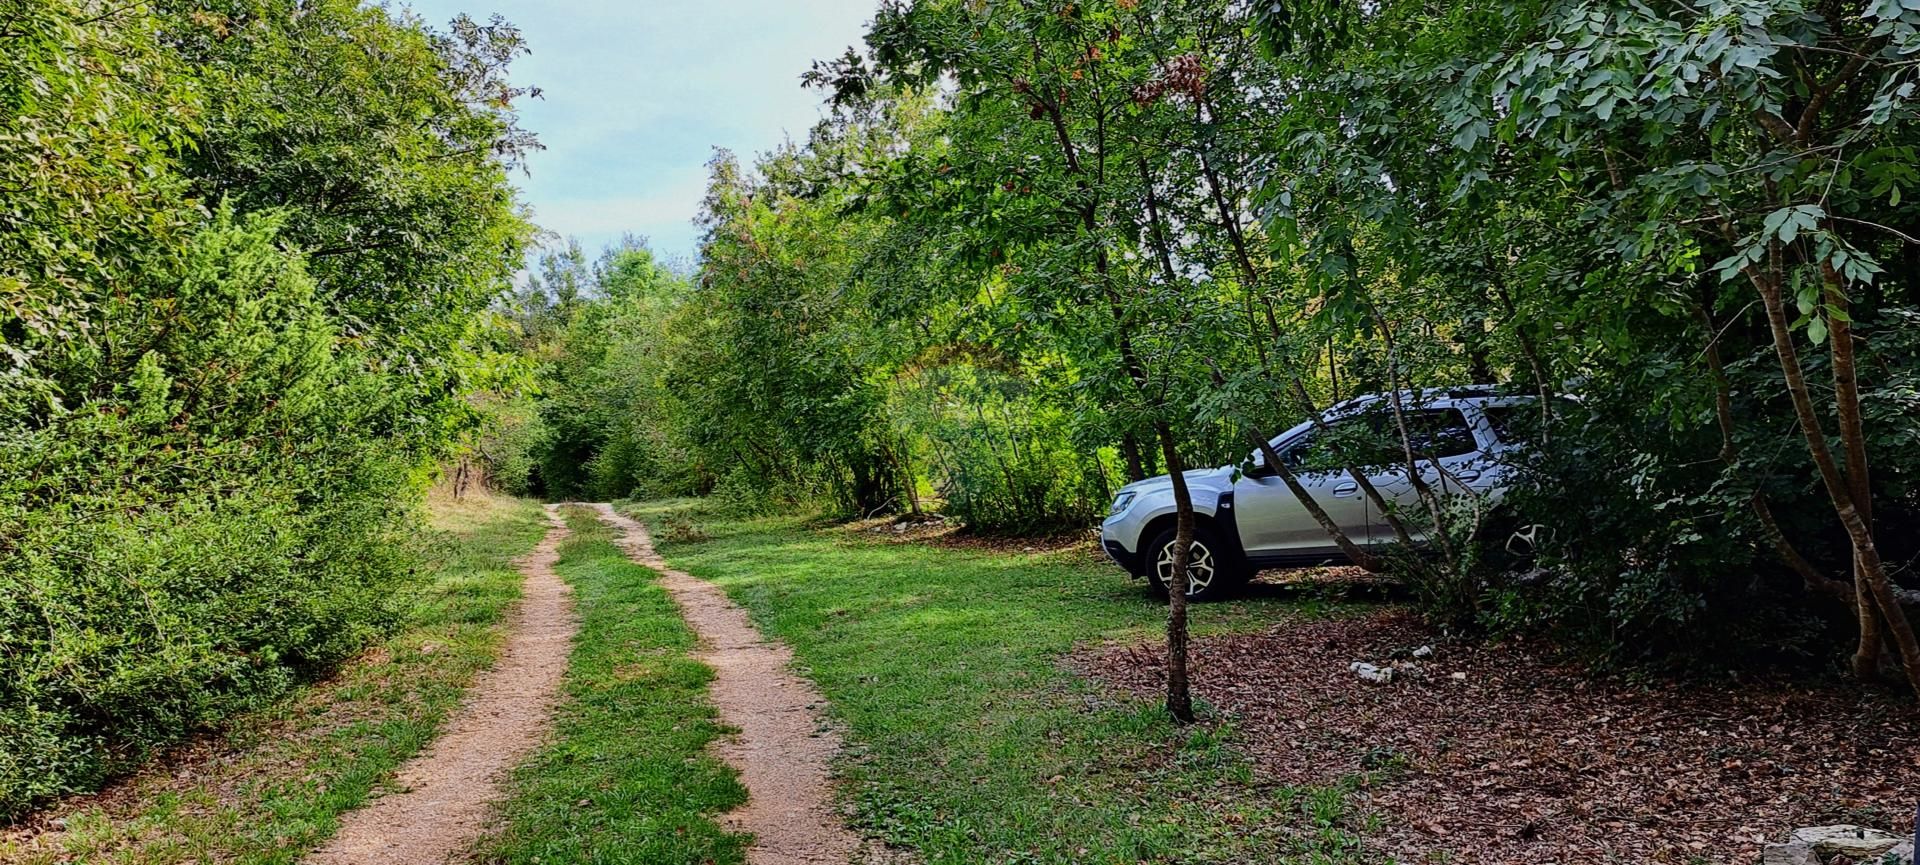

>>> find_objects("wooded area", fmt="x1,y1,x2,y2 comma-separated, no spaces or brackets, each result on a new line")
488,0,1920,716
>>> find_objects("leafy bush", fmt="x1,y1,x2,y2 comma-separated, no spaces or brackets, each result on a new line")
1,0,532,819
898,364,1110,534
1482,377,1840,666
0,213,419,815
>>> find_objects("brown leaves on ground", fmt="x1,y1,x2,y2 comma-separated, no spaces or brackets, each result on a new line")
1075,609,1920,865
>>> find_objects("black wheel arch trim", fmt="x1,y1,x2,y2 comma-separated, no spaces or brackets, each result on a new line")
1130,492,1249,576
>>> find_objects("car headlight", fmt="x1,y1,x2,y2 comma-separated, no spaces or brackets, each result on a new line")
1109,491,1137,515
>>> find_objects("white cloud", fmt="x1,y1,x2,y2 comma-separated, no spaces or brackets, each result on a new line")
402,0,875,264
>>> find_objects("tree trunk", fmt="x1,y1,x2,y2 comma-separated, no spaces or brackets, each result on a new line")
1153,419,1196,723
1693,302,1851,601
1749,261,1920,697
1287,377,1418,551
1120,432,1148,483
1823,262,1889,681
1371,304,1462,571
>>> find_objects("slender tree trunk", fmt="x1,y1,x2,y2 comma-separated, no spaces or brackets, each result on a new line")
1153,419,1196,723
1371,304,1462,570
1287,378,1419,550
1167,156,1384,569
1044,88,1194,721
1748,259,1920,697
1490,278,1554,439
1823,262,1890,680
1247,431,1382,571
1693,302,1850,600
1120,432,1148,483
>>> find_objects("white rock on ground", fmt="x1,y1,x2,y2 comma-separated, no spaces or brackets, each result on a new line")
1349,662,1393,684
1790,825,1905,858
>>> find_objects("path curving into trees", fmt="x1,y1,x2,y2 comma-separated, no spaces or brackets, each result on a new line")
591,504,861,865
305,505,575,865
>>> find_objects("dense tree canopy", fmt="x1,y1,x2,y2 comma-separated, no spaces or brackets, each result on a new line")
506,0,1920,706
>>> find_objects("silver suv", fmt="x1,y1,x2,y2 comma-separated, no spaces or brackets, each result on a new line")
1099,388,1535,599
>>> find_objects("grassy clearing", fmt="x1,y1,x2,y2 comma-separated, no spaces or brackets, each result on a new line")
619,499,1378,865
0,493,548,865
472,504,747,865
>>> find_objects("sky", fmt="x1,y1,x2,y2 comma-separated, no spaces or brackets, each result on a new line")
400,0,877,269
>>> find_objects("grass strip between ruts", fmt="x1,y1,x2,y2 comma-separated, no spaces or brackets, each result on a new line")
472,504,748,865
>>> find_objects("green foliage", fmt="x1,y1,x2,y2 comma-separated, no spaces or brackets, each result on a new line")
1,0,533,816
0,212,417,814
895,362,1110,533
1,494,547,864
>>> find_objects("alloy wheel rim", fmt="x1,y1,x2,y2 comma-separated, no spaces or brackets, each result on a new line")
1155,539,1215,595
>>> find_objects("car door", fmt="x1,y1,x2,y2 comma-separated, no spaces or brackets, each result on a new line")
1369,407,1485,543
1234,420,1374,558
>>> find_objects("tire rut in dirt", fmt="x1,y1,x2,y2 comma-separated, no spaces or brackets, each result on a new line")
303,504,575,865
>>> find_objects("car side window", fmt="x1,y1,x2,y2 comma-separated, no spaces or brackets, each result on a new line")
1279,418,1397,471
1403,408,1476,458
1482,405,1521,442
1275,408,1476,473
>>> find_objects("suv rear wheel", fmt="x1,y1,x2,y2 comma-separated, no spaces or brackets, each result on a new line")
1144,524,1248,602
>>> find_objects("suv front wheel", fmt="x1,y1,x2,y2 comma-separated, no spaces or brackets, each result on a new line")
1144,525,1248,602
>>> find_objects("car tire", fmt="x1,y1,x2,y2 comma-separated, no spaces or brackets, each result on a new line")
1144,524,1247,602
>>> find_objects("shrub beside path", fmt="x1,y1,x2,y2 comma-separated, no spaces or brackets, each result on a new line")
591,503,861,865
305,504,575,865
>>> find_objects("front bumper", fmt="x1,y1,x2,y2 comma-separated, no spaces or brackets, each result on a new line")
1098,512,1143,575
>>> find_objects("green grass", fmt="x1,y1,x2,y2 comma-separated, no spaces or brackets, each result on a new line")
1,493,550,865
618,499,1379,865
473,504,748,865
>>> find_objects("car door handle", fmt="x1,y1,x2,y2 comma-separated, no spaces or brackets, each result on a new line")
1332,482,1359,497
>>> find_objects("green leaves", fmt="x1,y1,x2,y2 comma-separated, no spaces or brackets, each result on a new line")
1761,204,1823,244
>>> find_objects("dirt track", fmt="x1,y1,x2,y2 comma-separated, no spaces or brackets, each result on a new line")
304,504,575,865
593,503,861,865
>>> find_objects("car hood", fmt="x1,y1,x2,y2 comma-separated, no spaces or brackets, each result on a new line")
1117,466,1236,497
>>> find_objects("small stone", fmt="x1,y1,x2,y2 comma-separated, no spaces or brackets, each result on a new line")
1349,662,1393,684
1791,825,1904,858
1411,645,1434,658
1760,842,1817,865
1450,671,1468,681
